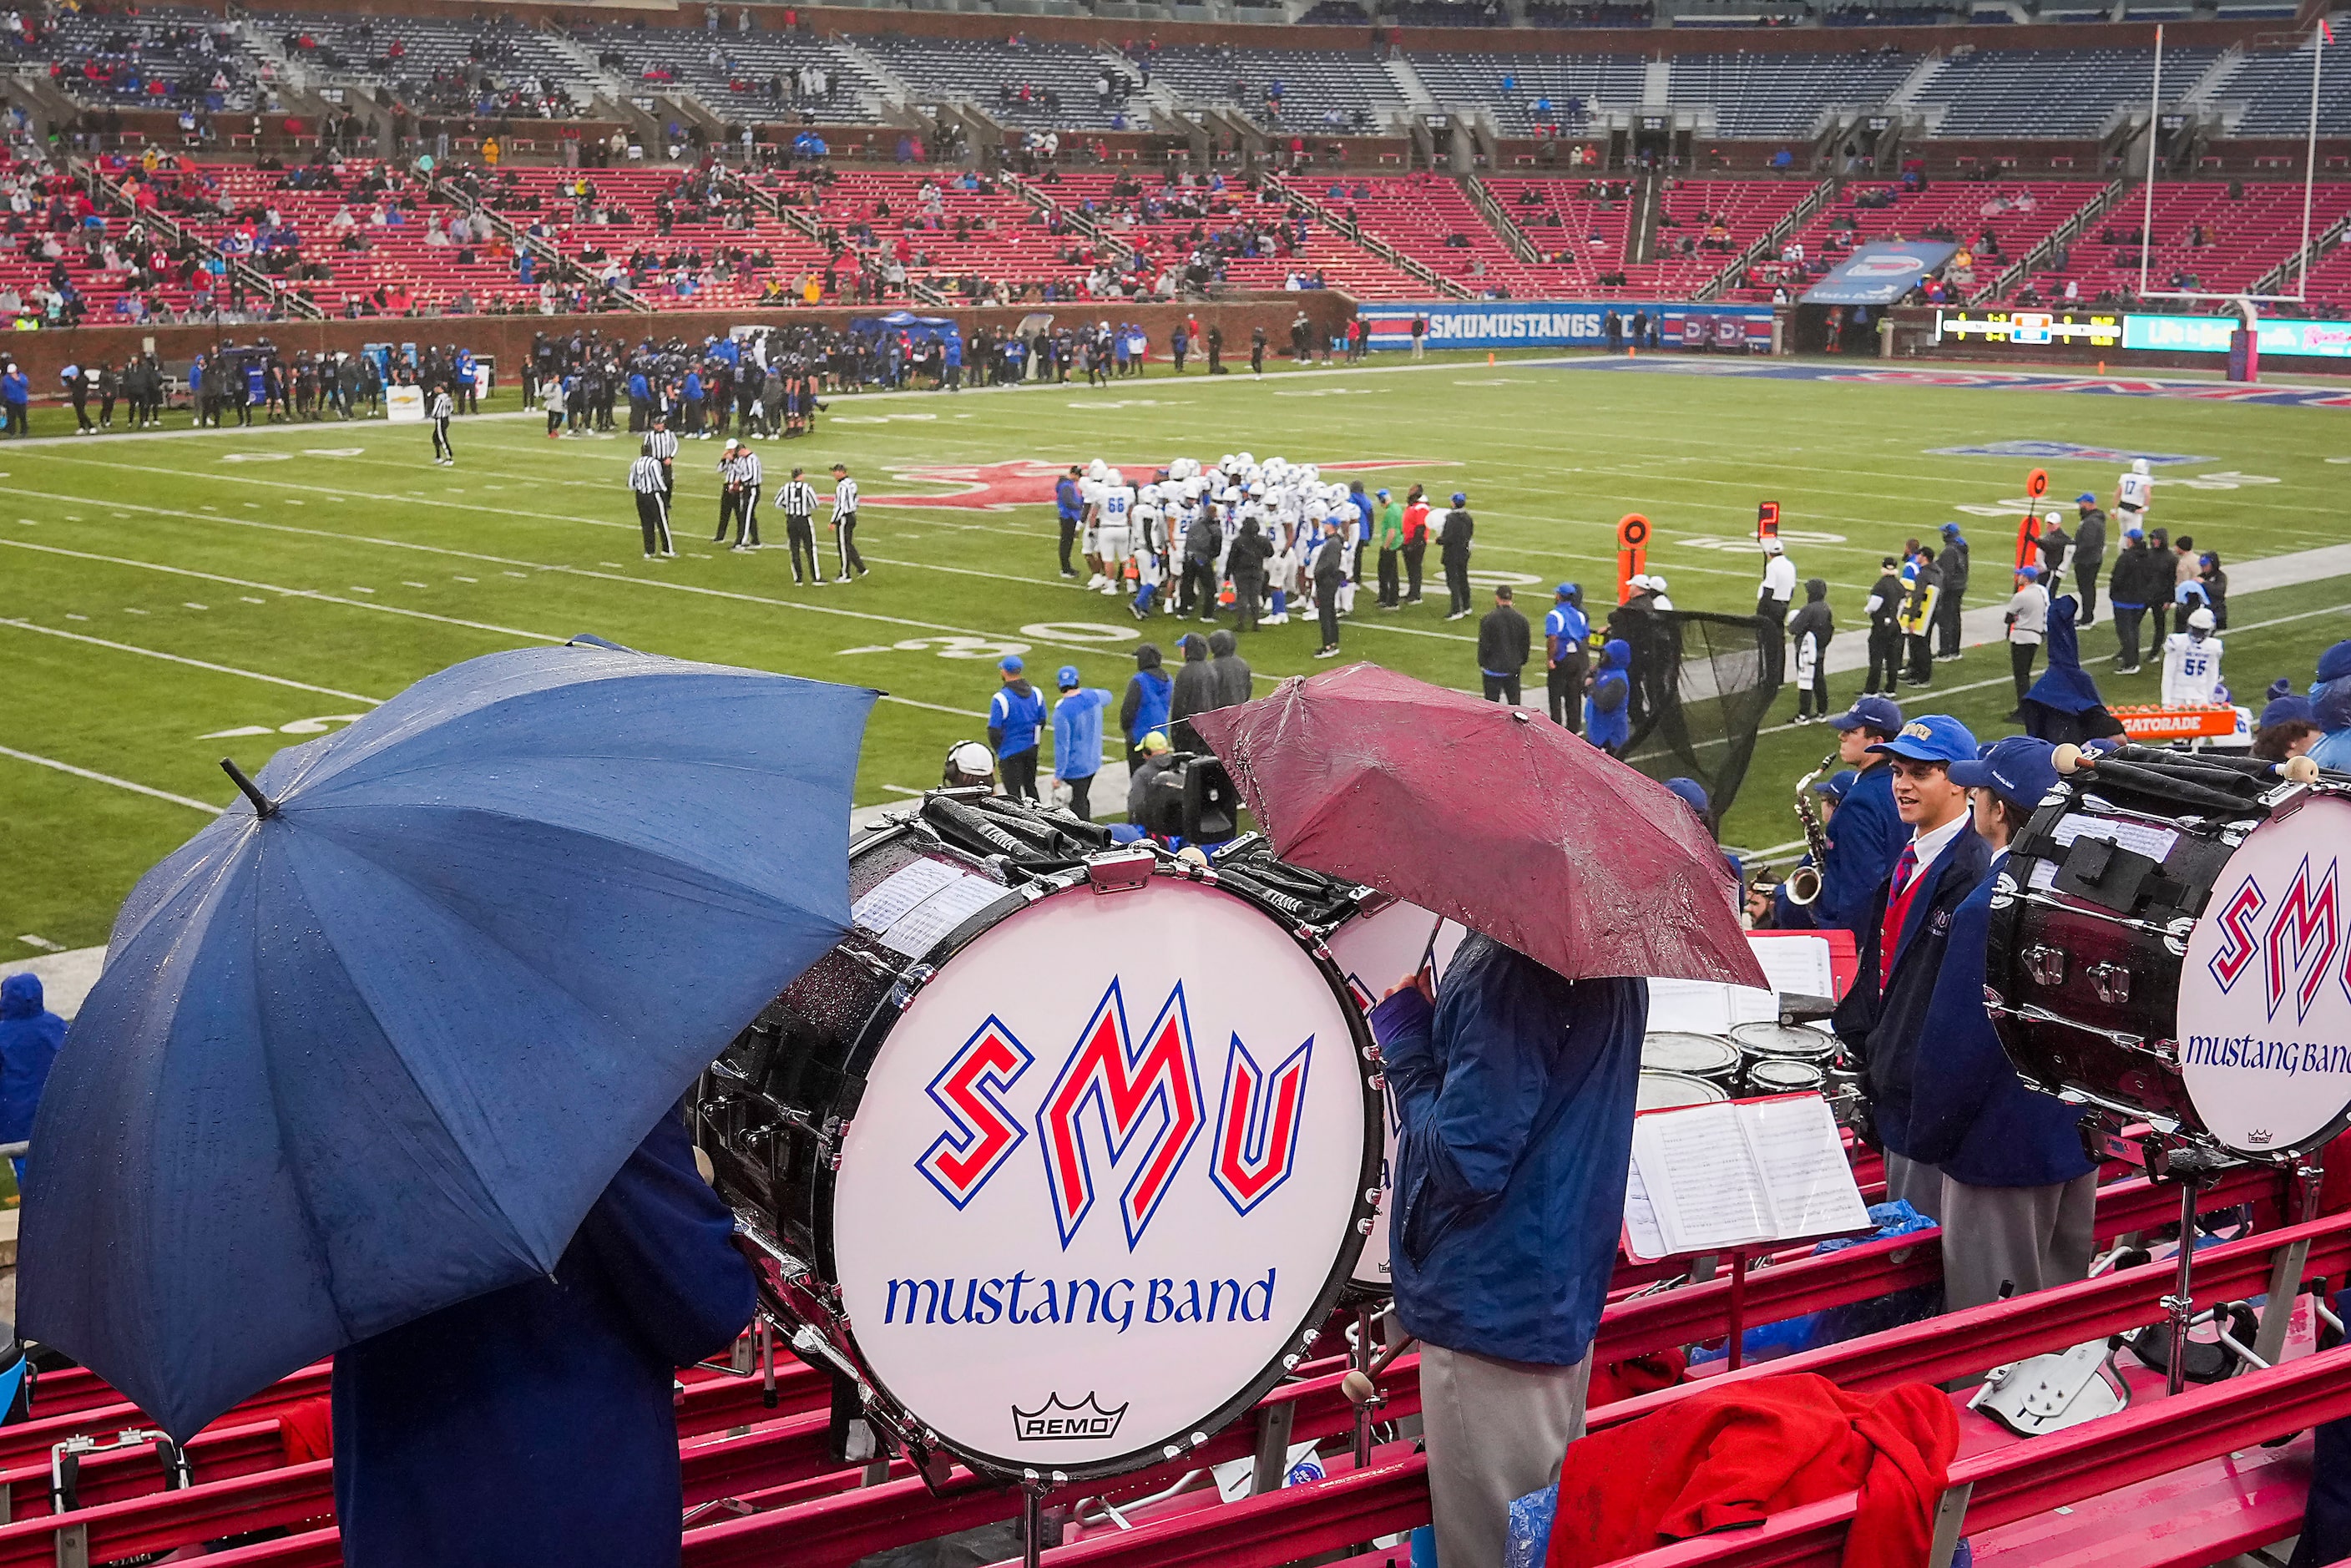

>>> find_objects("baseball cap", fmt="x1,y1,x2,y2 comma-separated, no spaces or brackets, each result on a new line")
2076,492,2098,504
1814,768,1858,802
1829,695,1904,735
1762,537,1784,555
1451,492,1468,505
1056,664,1080,688
2262,692,2316,729
999,655,1024,674
1949,736,2058,811
1647,574,1669,592
1556,582,1577,598
1663,776,1710,819
1140,731,1172,754
1868,715,1980,765
2124,527,2144,540
1376,488,1389,498
1939,522,1959,536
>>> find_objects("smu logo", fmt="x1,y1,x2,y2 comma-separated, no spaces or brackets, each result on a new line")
2205,857,2347,1024
918,979,1315,1248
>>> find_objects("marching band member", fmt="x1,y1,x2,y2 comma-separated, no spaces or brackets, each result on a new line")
1830,715,1990,1222
1909,736,2096,1313
1368,939,1647,1568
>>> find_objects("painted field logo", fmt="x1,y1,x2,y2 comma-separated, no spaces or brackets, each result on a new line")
1014,1393,1130,1442
1929,440,2212,465
862,458,1455,511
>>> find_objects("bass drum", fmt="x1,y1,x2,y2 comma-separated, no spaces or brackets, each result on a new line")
1315,888,1467,1302
1986,750,2351,1162
695,797,1381,1485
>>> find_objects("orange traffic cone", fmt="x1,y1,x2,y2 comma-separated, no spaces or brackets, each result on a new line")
1487,352,1495,366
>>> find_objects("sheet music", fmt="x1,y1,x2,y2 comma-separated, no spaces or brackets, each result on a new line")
1727,985,1780,1026
1622,1161,1667,1262
1742,1095,1872,1242
1645,978,1735,1035
1748,935,1836,999
1632,1103,1772,1253
2028,813,2182,891
852,858,1014,959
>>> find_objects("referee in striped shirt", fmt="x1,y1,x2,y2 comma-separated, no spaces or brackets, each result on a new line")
429,385,455,466
830,463,867,583
629,453,675,559
643,416,680,503
780,466,820,584
725,443,764,552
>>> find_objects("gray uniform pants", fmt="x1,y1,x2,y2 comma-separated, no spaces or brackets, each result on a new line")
1884,1151,1944,1222
1420,1343,1591,1568
1939,1171,2098,1313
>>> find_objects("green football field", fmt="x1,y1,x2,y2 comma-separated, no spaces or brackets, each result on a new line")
6,346,2350,955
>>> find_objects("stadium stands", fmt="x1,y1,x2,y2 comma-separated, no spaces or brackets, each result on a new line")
1408,50,1646,135
1912,46,2222,138
1765,177,2102,299
1144,45,1408,133
858,37,1140,133
2029,180,2351,301
256,12,598,120
1666,50,1922,138
33,6,265,113
2209,40,2351,139
579,25,886,127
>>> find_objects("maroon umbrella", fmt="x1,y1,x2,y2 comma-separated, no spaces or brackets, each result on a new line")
1188,663,1766,989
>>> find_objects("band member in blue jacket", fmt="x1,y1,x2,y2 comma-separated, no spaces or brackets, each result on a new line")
1830,715,1990,1222
1907,737,2096,1311
333,1110,755,1568
1369,938,1646,1568
1772,695,1908,939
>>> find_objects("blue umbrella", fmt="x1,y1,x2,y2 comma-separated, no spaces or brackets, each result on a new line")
18,640,877,1440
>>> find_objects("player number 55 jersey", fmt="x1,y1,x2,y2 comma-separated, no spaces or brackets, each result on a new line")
2162,633,2224,707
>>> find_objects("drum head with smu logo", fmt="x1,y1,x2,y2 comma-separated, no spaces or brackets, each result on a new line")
2178,793,2351,1159
829,873,1378,1480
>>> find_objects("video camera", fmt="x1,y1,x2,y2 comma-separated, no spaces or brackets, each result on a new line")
1137,720,1240,845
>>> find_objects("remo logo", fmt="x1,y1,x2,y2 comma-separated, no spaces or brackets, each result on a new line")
2178,796,2351,1156
827,876,1373,1471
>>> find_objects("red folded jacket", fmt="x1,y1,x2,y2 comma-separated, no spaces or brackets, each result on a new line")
1546,1373,1959,1568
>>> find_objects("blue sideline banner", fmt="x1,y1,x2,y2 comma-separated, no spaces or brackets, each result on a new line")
1800,242,1959,307
1359,302,1772,352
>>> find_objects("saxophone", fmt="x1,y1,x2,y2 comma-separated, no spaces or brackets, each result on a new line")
1783,749,1838,906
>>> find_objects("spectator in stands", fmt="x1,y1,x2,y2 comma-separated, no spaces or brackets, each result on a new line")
1910,737,2095,1313
334,1110,754,1567
0,972,65,1186
1831,714,1989,1222
1366,924,1646,1568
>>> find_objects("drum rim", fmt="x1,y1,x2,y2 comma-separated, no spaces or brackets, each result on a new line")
1637,1070,1730,1107
818,842,1386,1484
1641,1032,1742,1075
1728,1022,1837,1062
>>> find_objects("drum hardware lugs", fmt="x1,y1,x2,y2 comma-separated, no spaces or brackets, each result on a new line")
2023,945,2067,986
1082,852,1155,893
2086,963,2132,1005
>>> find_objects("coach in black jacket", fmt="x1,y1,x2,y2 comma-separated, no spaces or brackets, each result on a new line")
1477,586,1531,704
1831,714,1991,1224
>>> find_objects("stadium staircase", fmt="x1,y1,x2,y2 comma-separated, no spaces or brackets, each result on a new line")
426,172,652,312
81,160,325,320
1695,174,1837,301
1984,169,2131,301
2251,204,2351,299
1463,175,1541,263
1260,172,1473,297
16,1162,2345,1568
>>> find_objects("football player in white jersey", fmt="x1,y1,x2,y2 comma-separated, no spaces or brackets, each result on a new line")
1081,458,1110,589
1130,482,1166,619
2161,606,2225,707
1095,468,1135,596
2116,458,2152,530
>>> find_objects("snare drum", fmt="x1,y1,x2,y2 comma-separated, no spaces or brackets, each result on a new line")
1747,1058,1828,1096
1729,1021,1837,1096
1986,752,2351,1162
695,796,1381,1484
1638,1071,1730,1112
1642,1032,1742,1088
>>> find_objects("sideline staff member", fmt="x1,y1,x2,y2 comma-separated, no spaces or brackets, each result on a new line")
1370,940,1646,1568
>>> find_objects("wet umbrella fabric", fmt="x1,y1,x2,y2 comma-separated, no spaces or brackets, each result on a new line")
19,643,876,1440
1188,663,1764,989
